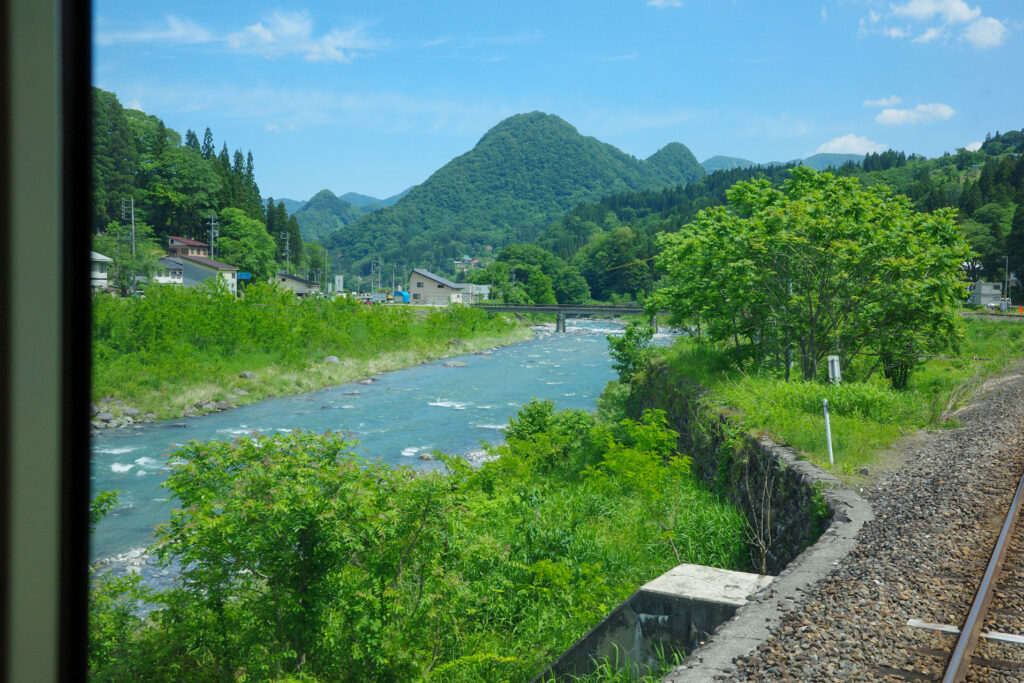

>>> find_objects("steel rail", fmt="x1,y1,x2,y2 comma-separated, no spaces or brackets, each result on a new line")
942,469,1024,682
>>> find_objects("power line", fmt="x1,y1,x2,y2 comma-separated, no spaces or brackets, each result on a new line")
604,255,657,272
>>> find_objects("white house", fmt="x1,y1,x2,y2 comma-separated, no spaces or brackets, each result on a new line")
409,268,465,305
151,256,183,285
456,283,490,302
273,272,321,297
967,280,1003,307
180,254,238,295
90,251,113,291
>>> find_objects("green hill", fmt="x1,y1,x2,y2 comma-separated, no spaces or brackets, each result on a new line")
701,155,758,173
277,198,305,216
340,188,411,209
323,112,705,273
292,190,366,243
801,153,864,170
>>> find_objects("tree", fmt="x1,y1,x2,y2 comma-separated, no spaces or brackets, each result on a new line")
216,208,278,281
183,128,200,154
93,220,161,293
200,127,215,160
606,321,654,382
653,167,970,388
152,431,457,680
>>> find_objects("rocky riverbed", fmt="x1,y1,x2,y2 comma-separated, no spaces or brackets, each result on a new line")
696,368,1024,682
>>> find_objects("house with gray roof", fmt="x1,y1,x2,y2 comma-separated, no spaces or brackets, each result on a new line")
409,268,465,305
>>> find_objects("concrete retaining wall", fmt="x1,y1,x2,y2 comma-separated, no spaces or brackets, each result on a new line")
626,359,836,575
537,359,872,681
626,359,873,681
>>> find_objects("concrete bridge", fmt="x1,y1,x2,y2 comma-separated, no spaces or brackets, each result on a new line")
471,303,661,332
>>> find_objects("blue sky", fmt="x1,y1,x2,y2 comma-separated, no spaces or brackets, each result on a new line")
94,0,1023,201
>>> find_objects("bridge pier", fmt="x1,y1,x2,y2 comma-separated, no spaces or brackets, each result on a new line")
651,315,659,333
556,311,566,333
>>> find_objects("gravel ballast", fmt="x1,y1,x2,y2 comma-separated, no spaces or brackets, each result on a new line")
667,369,1024,682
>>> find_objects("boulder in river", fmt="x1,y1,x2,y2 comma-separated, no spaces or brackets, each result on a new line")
122,407,141,417
442,361,467,368
325,355,340,364
239,371,255,379
235,389,249,396
201,402,217,412
90,403,99,416
214,401,230,410
97,412,115,421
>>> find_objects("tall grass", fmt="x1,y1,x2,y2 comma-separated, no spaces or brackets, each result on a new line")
92,281,530,417
662,318,1024,473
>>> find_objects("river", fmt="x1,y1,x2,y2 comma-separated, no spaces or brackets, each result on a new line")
90,319,672,587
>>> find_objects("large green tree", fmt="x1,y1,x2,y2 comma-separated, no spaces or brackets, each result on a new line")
653,167,970,388
216,207,278,281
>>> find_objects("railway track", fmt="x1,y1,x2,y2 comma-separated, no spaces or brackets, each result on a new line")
882,471,1024,682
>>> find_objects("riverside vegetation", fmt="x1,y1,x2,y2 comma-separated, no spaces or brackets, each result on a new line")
89,404,748,681
91,281,532,420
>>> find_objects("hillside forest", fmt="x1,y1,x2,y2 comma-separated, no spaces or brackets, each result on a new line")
92,86,1024,305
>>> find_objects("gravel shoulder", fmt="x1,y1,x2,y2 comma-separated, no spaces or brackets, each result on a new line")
668,363,1024,682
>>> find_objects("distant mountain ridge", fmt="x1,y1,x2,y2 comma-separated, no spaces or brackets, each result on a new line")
701,153,865,173
323,111,706,272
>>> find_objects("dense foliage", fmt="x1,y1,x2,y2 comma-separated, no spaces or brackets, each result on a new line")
89,404,748,681
323,112,705,276
652,168,970,388
91,281,522,415
92,88,318,285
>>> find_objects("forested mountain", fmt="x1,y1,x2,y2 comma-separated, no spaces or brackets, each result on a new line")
701,155,758,172
532,132,1024,302
340,188,411,209
291,190,366,242
277,198,304,216
801,153,865,170
322,112,706,274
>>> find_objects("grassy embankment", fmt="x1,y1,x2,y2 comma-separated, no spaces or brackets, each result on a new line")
91,282,533,420
658,317,1024,477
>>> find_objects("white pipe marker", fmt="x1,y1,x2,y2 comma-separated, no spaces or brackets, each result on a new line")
823,398,834,466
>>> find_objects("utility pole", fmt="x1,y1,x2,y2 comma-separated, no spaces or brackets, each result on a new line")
121,197,136,293
279,231,291,273
121,197,135,256
207,214,219,260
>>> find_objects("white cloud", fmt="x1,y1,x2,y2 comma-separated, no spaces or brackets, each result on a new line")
892,0,980,24
815,134,887,155
863,95,901,107
648,0,684,7
126,99,144,112
821,7,828,21
913,26,947,42
265,123,280,132
227,11,382,62
875,102,955,125
964,16,1008,47
95,15,214,46
965,140,983,151
881,1,1008,49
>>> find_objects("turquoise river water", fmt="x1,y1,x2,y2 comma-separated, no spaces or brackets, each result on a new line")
90,320,673,587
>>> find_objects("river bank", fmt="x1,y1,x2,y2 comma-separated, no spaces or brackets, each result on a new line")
92,295,534,429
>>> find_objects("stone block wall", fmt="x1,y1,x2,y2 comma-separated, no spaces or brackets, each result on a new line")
626,358,833,575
